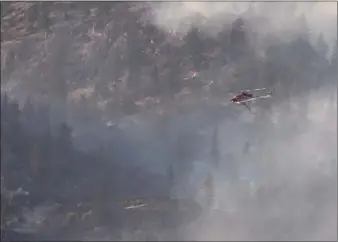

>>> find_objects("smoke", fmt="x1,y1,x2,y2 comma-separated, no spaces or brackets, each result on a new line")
146,2,337,48
1,2,336,240
142,7,337,239
181,86,337,240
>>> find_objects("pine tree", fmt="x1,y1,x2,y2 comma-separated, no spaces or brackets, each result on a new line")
5,100,22,149
185,27,204,69
329,40,338,80
55,122,73,167
1,92,9,114
126,20,145,93
22,98,35,132
296,14,310,40
330,40,337,67
56,122,73,151
22,98,34,117
204,173,214,208
1,93,10,155
230,18,248,61
30,142,41,176
37,3,51,33
150,64,160,95
315,33,329,59
211,124,220,167
167,164,175,197
243,142,250,155
25,3,39,24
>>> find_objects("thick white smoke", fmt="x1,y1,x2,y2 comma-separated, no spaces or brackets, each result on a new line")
184,86,337,240
147,2,337,50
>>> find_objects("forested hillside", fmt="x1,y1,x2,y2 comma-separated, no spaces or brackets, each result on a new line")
1,2,336,112
1,2,337,241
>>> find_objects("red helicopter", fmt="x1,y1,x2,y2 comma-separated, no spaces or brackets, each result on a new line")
230,88,273,111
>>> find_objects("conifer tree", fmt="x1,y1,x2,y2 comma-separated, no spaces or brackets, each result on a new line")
315,33,329,59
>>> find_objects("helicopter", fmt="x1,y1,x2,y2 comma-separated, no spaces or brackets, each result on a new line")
230,88,273,111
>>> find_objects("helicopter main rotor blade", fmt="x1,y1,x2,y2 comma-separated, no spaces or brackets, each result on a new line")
228,87,268,94
237,94,272,103
241,88,268,92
